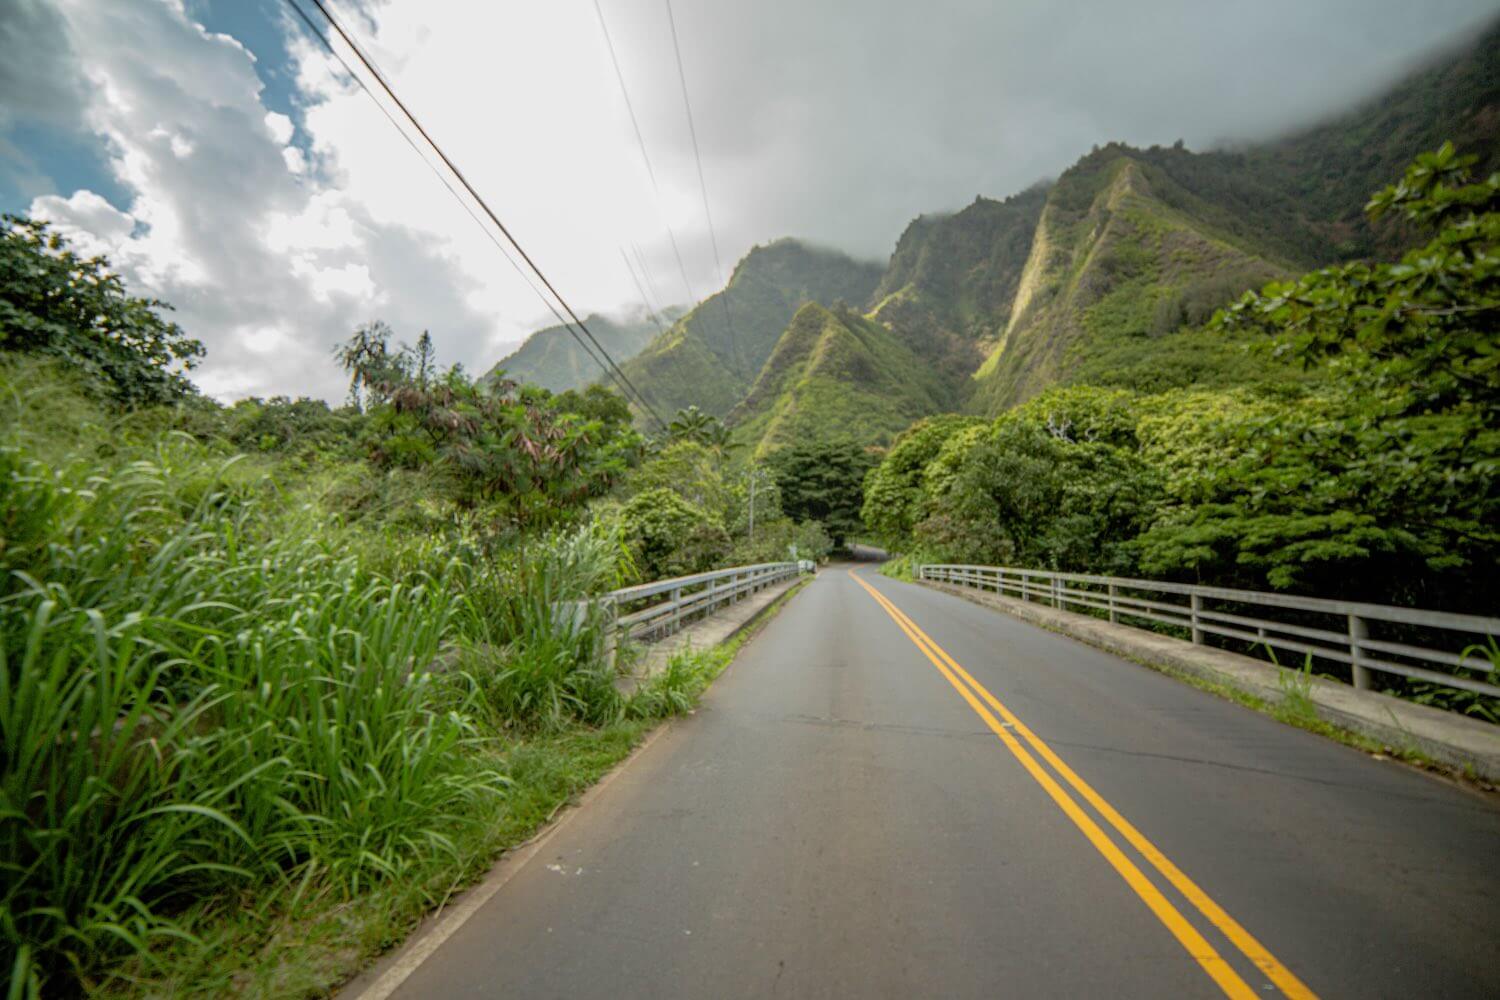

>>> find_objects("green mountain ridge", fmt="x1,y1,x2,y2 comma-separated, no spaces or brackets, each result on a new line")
968,150,1293,411
868,185,1049,395
616,238,883,418
486,309,678,392
488,17,1498,444
729,302,949,456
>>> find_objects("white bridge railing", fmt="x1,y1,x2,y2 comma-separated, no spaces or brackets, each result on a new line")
604,561,809,643
917,564,1500,702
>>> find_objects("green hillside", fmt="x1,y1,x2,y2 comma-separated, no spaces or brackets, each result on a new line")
868,186,1048,391
485,309,676,392
968,150,1293,411
730,302,950,455
618,239,883,419
1238,16,1500,261
967,21,1499,412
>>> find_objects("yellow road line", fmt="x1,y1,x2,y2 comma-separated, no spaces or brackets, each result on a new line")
874,579,1319,999
851,570,1315,999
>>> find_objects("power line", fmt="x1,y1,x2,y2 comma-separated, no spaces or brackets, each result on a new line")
627,242,669,324
286,0,668,429
631,242,669,319
619,247,669,337
589,0,699,308
630,241,678,328
663,0,736,340
280,0,619,391
302,0,665,427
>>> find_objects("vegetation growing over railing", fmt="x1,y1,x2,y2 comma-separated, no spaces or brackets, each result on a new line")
868,149,1498,714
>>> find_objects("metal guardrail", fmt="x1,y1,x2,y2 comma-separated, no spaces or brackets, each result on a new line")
605,561,807,643
917,564,1500,701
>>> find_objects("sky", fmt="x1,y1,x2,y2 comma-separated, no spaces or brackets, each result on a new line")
2,0,1497,402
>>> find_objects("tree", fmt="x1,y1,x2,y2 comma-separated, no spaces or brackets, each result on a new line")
615,487,730,579
553,384,633,429
413,330,436,390
0,215,204,404
334,321,408,411
915,420,1161,573
667,405,715,443
336,327,642,526
1138,145,1499,607
861,415,981,550
767,439,874,547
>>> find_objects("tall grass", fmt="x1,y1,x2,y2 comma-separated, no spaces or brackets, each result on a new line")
0,368,622,993
460,524,630,731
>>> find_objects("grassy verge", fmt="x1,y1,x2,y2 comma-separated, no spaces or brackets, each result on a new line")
108,578,811,997
877,553,917,581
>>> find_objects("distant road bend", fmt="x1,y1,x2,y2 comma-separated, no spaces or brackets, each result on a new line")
360,568,1500,999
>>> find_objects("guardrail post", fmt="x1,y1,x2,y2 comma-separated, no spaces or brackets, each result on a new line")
670,586,683,633
995,568,1004,595
1190,594,1203,644
1108,584,1118,624
1348,615,1371,690
602,597,618,670
1051,576,1059,609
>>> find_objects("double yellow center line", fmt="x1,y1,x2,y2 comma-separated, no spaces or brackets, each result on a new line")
849,571,1316,1000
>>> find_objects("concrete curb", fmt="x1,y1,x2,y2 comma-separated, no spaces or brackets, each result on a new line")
917,579,1500,783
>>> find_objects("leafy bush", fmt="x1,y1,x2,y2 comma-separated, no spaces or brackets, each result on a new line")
914,419,1162,573
614,487,730,580
0,216,204,405
860,415,981,551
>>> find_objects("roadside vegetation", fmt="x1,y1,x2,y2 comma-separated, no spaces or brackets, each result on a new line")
0,213,830,995
864,147,1499,717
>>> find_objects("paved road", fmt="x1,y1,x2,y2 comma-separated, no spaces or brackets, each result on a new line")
371,568,1500,999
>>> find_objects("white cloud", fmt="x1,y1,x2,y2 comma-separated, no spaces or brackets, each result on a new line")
11,0,1497,403
29,189,135,253
21,0,520,402
264,111,294,145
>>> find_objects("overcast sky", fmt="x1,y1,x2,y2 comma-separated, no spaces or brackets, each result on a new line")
3,0,1497,401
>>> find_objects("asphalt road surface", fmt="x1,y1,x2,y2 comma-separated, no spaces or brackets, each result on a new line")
371,568,1500,999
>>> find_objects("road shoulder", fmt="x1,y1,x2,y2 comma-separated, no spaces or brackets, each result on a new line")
339,575,814,999
915,578,1500,787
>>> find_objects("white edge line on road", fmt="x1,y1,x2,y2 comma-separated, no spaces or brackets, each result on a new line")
349,720,678,1000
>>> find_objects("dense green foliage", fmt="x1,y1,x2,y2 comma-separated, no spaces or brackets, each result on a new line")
1,216,204,404
615,486,731,579
767,438,875,547
860,414,983,551
0,368,475,989
1134,145,1499,603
